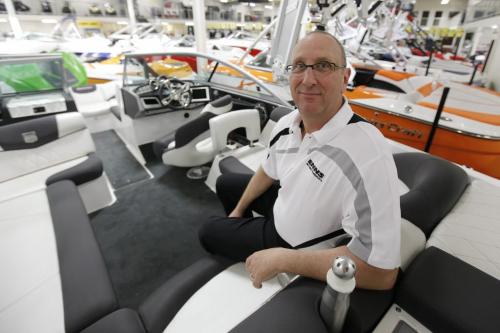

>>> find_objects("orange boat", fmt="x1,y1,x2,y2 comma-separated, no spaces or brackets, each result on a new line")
348,96,500,178
343,65,500,178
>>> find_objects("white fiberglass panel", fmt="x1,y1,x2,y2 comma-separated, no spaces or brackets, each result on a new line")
427,179,500,279
0,190,64,333
165,263,284,333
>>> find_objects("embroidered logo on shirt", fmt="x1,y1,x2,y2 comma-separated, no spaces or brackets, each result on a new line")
306,159,324,182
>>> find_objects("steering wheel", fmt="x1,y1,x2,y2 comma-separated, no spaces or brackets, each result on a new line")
158,77,192,109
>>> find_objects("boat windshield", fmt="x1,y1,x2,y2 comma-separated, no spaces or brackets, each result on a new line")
122,52,286,102
0,56,66,95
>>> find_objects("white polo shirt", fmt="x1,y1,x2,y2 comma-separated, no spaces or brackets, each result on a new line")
261,101,401,269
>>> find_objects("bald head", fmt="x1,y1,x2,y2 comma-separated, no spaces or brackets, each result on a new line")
295,31,346,67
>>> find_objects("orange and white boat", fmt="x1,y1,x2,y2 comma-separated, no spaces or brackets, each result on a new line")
345,66,500,178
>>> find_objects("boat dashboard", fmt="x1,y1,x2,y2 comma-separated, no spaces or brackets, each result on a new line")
121,75,287,120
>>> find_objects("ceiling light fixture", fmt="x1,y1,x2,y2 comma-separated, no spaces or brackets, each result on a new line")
440,0,450,4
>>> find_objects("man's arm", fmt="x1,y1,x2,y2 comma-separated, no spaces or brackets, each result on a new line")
246,246,398,290
229,166,275,217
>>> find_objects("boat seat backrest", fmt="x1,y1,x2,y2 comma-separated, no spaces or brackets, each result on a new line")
249,106,294,146
152,95,233,159
400,218,426,271
201,94,233,115
173,112,216,149
394,152,469,238
71,85,110,109
209,109,261,154
70,83,119,120
269,106,293,123
47,180,118,332
0,113,95,183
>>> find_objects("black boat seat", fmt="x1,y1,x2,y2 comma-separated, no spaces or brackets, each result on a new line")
394,246,500,333
219,155,254,175
394,152,469,238
153,95,233,167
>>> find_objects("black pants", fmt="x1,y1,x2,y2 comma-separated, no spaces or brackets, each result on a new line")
199,173,291,261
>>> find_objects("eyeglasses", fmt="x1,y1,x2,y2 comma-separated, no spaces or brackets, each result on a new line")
285,61,346,75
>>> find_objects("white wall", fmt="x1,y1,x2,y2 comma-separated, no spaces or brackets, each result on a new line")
414,0,467,28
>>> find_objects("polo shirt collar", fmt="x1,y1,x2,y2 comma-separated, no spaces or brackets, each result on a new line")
294,99,354,145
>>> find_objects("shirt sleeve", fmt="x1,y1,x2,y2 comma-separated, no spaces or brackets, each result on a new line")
344,155,401,270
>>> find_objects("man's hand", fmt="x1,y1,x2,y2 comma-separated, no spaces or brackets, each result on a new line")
245,247,291,288
228,207,244,218
227,167,274,219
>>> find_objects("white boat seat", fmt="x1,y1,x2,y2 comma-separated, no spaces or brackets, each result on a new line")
209,108,262,154
204,106,293,191
0,112,114,213
70,83,119,133
71,83,118,117
153,95,233,167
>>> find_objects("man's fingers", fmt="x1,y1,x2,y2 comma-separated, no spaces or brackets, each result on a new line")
249,271,262,289
252,279,262,289
245,256,253,270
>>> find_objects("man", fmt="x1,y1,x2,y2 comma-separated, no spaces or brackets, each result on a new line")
199,31,400,291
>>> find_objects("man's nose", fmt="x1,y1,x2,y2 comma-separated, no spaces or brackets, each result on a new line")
301,67,317,86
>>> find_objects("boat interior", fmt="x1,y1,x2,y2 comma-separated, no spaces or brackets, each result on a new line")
1,49,500,333
2,0,500,330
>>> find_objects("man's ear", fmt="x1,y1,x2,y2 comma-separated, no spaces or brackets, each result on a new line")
342,68,351,90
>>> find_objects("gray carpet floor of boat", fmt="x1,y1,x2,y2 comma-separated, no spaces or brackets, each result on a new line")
91,130,150,190
90,143,225,309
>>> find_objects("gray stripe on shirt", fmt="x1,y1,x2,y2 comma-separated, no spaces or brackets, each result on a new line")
275,147,299,154
309,145,373,262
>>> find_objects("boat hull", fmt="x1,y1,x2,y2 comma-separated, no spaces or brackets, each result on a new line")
351,104,500,179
